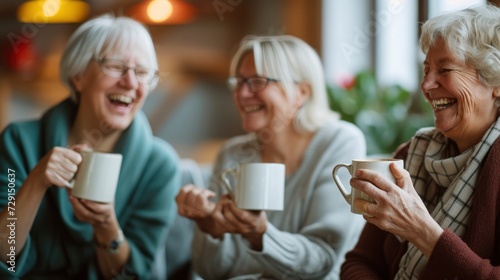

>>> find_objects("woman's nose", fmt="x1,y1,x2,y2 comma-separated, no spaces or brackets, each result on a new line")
119,69,139,89
421,72,438,92
235,82,254,97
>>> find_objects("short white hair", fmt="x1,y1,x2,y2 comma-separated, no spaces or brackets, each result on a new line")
420,4,500,88
229,35,338,133
60,14,158,102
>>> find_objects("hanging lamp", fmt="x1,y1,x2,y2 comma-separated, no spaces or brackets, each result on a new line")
17,0,90,23
127,0,197,25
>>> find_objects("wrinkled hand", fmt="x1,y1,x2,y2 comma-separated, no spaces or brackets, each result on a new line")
176,185,231,238
176,184,216,219
28,144,90,189
68,193,116,228
351,163,443,256
222,200,267,236
222,199,267,250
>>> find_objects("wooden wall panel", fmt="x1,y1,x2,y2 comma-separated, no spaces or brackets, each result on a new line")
284,0,322,54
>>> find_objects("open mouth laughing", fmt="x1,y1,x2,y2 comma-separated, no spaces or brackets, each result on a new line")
432,98,457,110
243,105,264,113
109,95,134,107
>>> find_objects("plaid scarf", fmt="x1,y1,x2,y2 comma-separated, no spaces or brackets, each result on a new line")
395,116,500,279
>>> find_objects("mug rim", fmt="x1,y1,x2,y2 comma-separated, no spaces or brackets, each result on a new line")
80,150,122,157
241,162,285,167
351,158,402,162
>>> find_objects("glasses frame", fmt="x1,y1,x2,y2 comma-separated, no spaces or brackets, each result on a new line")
227,76,279,93
95,58,159,85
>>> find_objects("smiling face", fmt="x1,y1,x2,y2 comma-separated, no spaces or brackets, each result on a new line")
233,53,308,134
72,50,151,132
421,39,499,151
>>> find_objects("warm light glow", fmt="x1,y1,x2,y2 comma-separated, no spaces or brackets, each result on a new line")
17,0,90,23
42,0,61,17
128,0,198,25
147,0,173,22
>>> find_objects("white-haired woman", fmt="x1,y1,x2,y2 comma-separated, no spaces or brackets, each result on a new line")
176,35,366,279
0,15,179,279
341,5,500,279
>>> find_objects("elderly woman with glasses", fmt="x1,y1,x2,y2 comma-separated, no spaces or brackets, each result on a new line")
176,35,366,279
0,15,179,279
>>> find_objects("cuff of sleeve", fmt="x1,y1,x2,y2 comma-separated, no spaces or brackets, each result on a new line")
246,223,281,257
206,232,224,244
424,229,480,279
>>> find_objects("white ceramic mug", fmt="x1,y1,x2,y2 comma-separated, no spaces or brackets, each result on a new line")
332,158,404,214
67,151,122,203
221,163,285,211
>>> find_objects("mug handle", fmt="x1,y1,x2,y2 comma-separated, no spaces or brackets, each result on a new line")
332,164,353,204
220,168,237,199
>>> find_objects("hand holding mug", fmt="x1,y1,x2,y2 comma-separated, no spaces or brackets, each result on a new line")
28,144,89,190
222,199,267,250
176,184,217,219
350,161,443,246
222,199,267,235
176,185,234,238
332,158,404,215
68,194,116,227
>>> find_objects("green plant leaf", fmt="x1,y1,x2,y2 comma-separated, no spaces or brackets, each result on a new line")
326,71,434,155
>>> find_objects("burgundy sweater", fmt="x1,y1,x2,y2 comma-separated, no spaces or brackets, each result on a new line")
341,138,500,279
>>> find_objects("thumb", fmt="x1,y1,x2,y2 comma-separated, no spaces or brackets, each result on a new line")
201,189,216,199
390,162,407,189
70,143,92,153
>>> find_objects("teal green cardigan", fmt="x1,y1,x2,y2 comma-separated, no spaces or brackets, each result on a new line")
0,99,180,279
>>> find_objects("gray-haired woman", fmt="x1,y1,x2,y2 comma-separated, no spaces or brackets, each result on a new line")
342,4,500,279
176,35,367,279
0,14,180,279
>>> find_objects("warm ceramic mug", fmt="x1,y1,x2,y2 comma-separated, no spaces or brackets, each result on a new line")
67,151,122,203
332,158,404,214
221,163,285,211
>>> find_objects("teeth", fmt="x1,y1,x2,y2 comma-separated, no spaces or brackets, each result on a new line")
244,105,262,113
432,98,456,109
109,95,133,104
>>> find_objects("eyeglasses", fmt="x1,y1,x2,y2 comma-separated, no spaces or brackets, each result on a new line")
95,58,159,85
227,76,278,93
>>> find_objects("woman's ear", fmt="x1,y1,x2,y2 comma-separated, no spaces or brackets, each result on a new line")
493,88,500,108
71,74,84,92
493,87,500,98
295,82,312,107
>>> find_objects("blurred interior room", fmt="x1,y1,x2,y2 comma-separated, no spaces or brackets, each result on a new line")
2,1,500,279
1,0,499,161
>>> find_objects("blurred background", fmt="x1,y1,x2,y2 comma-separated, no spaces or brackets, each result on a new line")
0,0,497,161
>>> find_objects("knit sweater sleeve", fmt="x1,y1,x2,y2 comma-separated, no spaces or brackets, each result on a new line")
340,223,407,279
422,229,500,279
